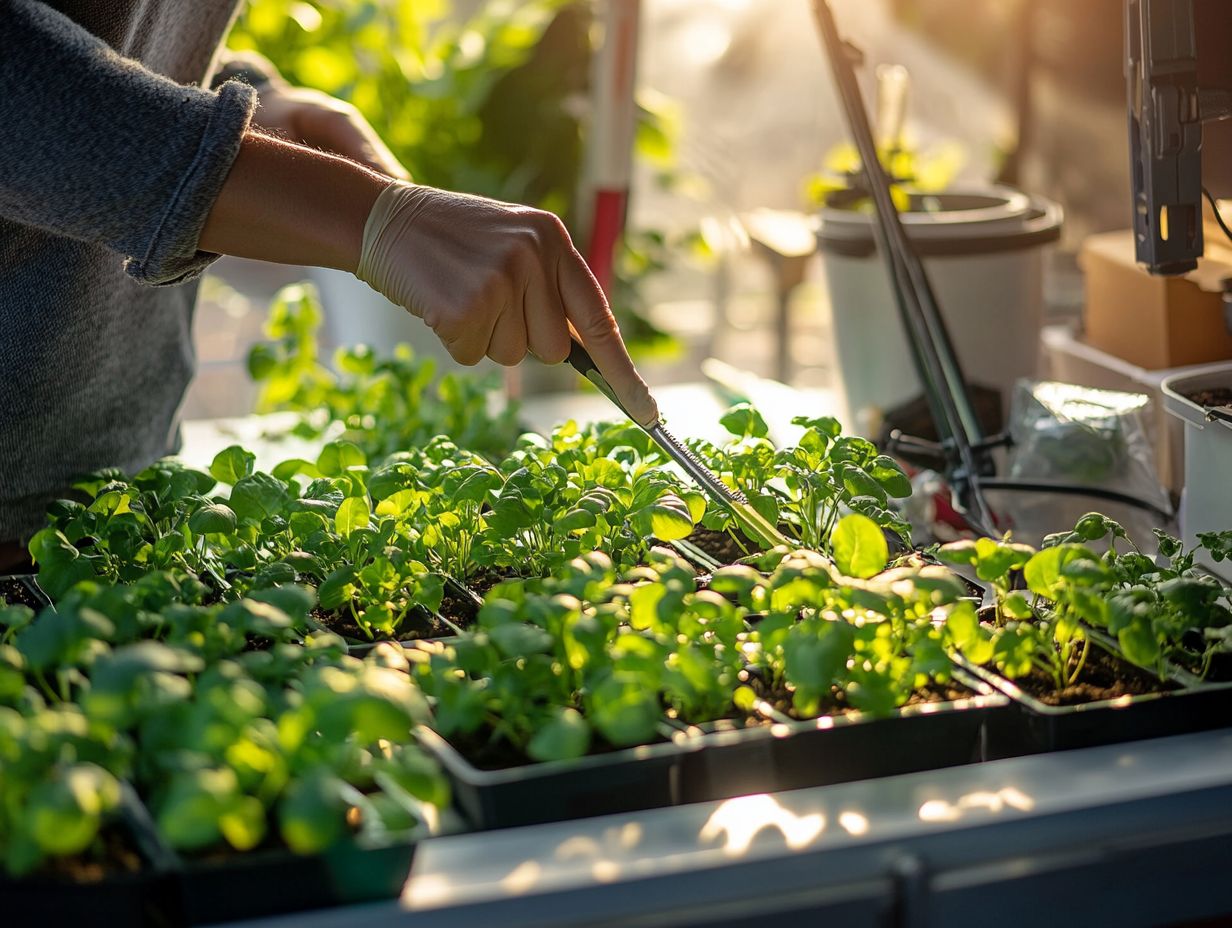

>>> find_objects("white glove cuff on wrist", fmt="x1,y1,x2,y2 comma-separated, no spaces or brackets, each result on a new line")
356,180,430,314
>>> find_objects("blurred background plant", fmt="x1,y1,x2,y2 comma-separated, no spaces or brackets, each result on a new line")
227,0,679,355
803,137,966,212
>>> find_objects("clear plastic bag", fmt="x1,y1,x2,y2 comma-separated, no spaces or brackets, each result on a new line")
1007,379,1171,514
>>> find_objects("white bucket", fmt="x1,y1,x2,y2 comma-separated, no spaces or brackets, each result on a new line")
815,185,1063,435
1162,363,1232,581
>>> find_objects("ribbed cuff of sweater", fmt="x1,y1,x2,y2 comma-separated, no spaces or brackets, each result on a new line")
124,79,257,286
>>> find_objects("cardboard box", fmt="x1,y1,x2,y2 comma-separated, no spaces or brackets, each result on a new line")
1080,228,1232,369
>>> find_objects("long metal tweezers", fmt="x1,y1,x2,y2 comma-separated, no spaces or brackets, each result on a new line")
566,339,792,551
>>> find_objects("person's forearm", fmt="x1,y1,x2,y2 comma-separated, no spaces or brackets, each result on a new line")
199,131,389,273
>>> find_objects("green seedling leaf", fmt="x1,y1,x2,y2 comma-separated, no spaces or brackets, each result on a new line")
279,772,348,855
587,674,662,747
783,619,854,692
229,473,291,524
526,707,591,762
945,601,993,665
869,455,912,498
1118,621,1160,670
219,794,267,852
210,445,256,485
972,538,1035,583
318,566,358,611
335,496,370,537
1001,592,1034,620
719,403,769,439
189,502,237,536
638,494,695,542
488,623,554,659
832,513,888,578
1023,544,1096,599
317,440,367,477
27,764,120,857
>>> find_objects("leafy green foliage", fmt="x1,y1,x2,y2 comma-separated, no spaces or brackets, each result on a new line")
248,284,523,462
941,514,1232,687
688,411,912,561
0,580,447,873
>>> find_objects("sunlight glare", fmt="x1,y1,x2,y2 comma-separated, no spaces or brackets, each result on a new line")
699,794,826,857
838,810,870,836
918,786,1037,824
499,859,543,895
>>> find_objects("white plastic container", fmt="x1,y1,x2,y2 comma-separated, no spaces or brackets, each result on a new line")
815,186,1062,435
308,266,474,369
1162,363,1232,581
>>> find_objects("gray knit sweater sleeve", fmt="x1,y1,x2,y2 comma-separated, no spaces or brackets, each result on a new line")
0,0,257,285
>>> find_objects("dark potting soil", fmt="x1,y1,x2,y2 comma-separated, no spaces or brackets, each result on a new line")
683,529,754,567
466,566,519,598
721,673,975,726
1184,387,1232,409
312,605,453,643
1001,645,1178,707
449,728,668,772
32,828,143,884
1203,650,1232,683
0,575,45,610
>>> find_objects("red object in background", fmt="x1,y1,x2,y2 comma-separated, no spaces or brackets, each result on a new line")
580,0,640,296
585,188,627,295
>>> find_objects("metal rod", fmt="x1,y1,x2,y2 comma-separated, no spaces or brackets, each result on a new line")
809,0,997,536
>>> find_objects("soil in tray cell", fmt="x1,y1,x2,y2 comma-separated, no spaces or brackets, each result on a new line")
32,828,144,884
684,528,759,567
312,606,459,643
714,675,976,727
1184,386,1232,409
0,576,44,610
466,567,519,598
1001,646,1179,707
447,730,670,772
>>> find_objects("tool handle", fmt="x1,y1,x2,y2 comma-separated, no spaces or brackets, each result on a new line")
566,337,631,417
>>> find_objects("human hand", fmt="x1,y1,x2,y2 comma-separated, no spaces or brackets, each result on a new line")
356,182,659,426
254,84,410,181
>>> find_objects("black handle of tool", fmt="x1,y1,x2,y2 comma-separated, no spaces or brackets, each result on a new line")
566,338,600,380
565,337,633,418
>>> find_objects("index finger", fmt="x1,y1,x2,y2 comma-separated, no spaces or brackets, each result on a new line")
557,248,659,427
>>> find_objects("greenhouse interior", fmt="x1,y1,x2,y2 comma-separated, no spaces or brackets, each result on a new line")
4,0,1232,925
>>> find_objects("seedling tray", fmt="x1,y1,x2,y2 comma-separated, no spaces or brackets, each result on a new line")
955,640,1232,759
167,836,422,925
674,668,1008,802
417,724,701,831
0,786,173,928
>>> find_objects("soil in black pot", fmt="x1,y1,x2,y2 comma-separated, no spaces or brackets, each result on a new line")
1184,386,1232,409
1001,646,1178,707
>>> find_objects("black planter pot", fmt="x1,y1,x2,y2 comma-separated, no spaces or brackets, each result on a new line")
0,786,175,928
955,638,1232,759
674,668,1008,802
416,725,700,831
166,836,421,926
